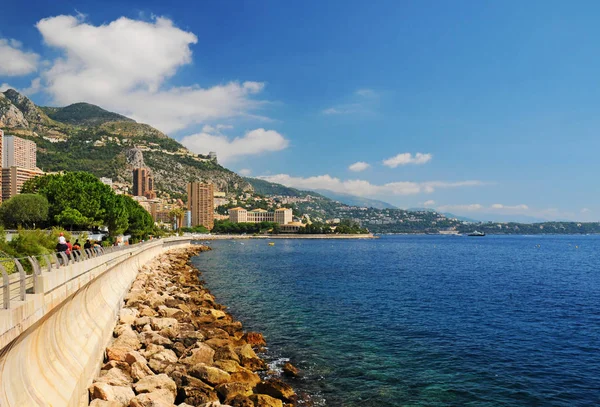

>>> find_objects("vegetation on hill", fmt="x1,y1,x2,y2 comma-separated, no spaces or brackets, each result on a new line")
40,102,134,126
244,177,324,198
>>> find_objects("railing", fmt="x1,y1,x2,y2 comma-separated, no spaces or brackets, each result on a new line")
0,240,158,310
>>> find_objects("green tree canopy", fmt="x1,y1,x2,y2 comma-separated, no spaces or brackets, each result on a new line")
0,194,49,228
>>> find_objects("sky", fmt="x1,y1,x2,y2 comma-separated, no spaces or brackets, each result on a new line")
1,0,599,221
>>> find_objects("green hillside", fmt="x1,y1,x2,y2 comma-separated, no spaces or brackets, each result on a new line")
40,102,135,126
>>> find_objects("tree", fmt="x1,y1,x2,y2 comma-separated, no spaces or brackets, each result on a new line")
122,196,154,239
106,195,129,236
0,194,49,228
169,207,185,230
54,207,92,230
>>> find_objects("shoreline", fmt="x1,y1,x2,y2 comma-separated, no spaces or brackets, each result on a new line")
188,233,376,240
88,246,300,407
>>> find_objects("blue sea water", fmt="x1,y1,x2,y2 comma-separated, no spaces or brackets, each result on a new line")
191,235,600,406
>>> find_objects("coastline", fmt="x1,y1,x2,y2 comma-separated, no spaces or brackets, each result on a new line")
88,246,299,407
188,233,377,240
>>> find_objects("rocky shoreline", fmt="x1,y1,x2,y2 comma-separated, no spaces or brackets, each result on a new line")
88,246,300,407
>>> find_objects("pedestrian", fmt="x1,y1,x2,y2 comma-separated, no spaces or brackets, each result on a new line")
65,239,72,256
84,239,92,250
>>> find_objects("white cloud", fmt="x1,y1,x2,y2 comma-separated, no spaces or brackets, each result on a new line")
32,15,268,133
348,161,370,172
238,168,251,176
181,127,289,163
383,152,432,168
438,204,484,212
581,208,590,214
0,83,13,92
423,200,435,206
0,38,39,76
355,88,377,98
322,88,379,115
322,104,363,115
491,204,529,210
258,174,483,197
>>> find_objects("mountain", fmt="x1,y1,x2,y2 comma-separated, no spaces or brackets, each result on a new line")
313,190,397,209
0,89,252,198
244,177,325,198
40,102,135,126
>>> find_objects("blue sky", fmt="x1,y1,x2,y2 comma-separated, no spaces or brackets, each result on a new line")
1,1,599,221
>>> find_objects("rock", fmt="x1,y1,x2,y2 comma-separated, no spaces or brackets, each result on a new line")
181,343,215,365
225,395,255,407
129,389,176,407
144,344,166,359
140,307,158,317
188,364,231,386
242,332,266,347
158,307,183,318
131,361,155,381
89,383,135,406
113,327,142,350
282,362,299,378
200,327,230,340
214,346,240,364
215,382,253,399
148,349,178,373
151,317,179,331
180,331,205,348
229,371,261,387
125,351,148,365
159,327,179,340
119,308,139,325
139,332,173,347
102,360,131,373
204,338,231,349
249,394,283,407
134,317,153,328
255,379,296,403
214,360,243,373
107,346,131,362
177,386,219,406
89,400,122,407
235,345,257,360
134,374,177,400
97,367,132,386
198,402,226,407
171,342,187,358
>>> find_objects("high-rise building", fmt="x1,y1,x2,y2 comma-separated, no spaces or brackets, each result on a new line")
187,182,214,230
3,135,37,169
2,166,45,202
132,167,156,199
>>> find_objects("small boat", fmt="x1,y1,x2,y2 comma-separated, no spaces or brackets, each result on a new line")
268,242,275,246
467,231,485,237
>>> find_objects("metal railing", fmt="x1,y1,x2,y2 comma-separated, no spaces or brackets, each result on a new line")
0,239,161,310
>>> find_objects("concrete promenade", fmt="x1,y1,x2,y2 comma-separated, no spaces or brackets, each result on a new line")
0,237,193,407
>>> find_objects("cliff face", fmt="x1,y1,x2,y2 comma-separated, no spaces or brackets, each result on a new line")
0,89,253,197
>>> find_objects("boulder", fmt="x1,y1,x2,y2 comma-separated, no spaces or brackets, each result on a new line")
282,362,299,378
242,332,266,347
102,360,131,373
89,382,135,406
224,395,255,407
89,400,122,407
188,364,231,386
125,351,148,366
214,360,243,373
215,382,253,399
119,308,139,325
131,361,155,381
106,346,131,362
97,367,132,386
229,371,261,387
255,379,296,403
177,386,219,406
134,374,177,400
148,349,178,373
139,332,173,347
214,345,241,364
181,343,215,366
249,394,283,407
129,389,176,407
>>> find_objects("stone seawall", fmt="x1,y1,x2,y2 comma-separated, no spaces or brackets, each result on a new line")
87,247,298,407
0,238,193,407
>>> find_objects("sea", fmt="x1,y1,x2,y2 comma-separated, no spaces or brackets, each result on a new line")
191,235,600,407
